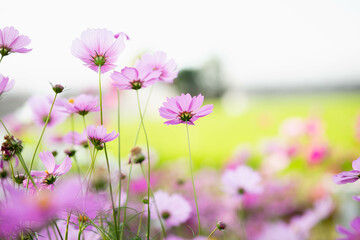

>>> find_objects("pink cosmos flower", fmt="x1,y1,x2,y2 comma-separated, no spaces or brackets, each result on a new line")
31,151,72,190
63,131,88,146
0,74,14,96
333,157,360,184
61,94,100,116
0,26,31,61
159,93,213,125
337,217,360,240
111,66,161,90
71,28,127,73
86,125,118,150
28,96,68,127
135,51,179,83
149,190,192,228
222,165,263,197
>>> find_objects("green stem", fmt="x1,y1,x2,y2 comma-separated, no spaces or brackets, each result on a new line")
136,90,151,240
186,123,201,234
0,55,3,63
120,162,133,240
137,203,145,236
117,90,122,230
51,224,59,240
65,212,71,240
140,165,166,237
207,227,218,239
0,118,10,135
8,160,16,184
26,93,58,189
82,116,95,182
53,220,64,240
98,66,119,240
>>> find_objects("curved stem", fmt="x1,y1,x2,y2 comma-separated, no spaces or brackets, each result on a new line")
120,162,133,240
137,203,145,236
26,93,58,189
98,66,119,239
207,227,218,239
136,90,151,240
0,118,11,135
140,165,166,237
186,123,201,234
65,212,71,240
117,90,122,230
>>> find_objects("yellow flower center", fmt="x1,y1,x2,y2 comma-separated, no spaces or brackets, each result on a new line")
68,99,74,104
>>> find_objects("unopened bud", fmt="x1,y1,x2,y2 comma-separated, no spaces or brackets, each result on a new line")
64,149,76,157
142,197,149,204
52,83,64,94
217,221,226,230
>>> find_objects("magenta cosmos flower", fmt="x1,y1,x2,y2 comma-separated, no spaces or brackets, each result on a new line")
159,93,213,125
86,125,118,150
135,51,179,83
0,74,14,96
222,165,263,197
71,28,127,73
61,94,100,116
111,66,161,90
333,157,360,184
337,217,360,240
63,131,88,146
31,151,72,190
149,190,192,228
0,26,31,62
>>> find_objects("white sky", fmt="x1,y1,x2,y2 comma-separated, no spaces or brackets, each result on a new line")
1,0,360,93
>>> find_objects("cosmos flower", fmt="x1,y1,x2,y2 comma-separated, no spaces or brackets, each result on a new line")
28,96,67,127
61,94,100,116
159,93,213,125
31,151,72,190
149,190,192,228
71,28,127,73
333,157,360,184
135,51,179,83
111,66,161,90
0,26,31,61
0,75,14,97
86,125,118,150
337,217,360,240
222,165,263,197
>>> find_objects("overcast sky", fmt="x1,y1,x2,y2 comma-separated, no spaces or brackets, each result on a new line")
1,0,360,93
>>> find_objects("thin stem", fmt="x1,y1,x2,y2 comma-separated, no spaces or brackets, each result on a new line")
98,65,119,239
140,165,166,238
46,227,52,240
136,90,151,240
70,114,81,175
1,179,8,201
117,90,122,229
51,224,59,240
137,204,145,236
26,93,58,188
207,227,218,239
0,55,3,63
239,201,247,240
53,220,64,240
186,123,201,234
8,160,16,184
0,118,11,135
65,212,71,240
120,162,133,240
82,116,94,182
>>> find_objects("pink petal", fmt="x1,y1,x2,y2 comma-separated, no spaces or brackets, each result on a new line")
56,156,72,176
39,151,56,173
353,157,360,171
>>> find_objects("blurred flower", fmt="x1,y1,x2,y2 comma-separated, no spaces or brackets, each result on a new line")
61,94,100,116
111,66,161,90
307,144,328,164
222,165,263,197
63,131,88,146
149,190,192,228
86,125,118,150
279,117,305,139
135,51,179,83
28,96,67,127
336,217,360,240
31,151,72,190
333,157,360,184
255,222,299,240
159,93,213,125
0,75,14,97
71,28,127,73
0,26,31,61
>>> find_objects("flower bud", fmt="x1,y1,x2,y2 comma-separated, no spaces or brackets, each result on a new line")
14,174,25,185
51,83,64,94
217,221,226,230
130,147,145,164
64,149,76,157
142,197,149,204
